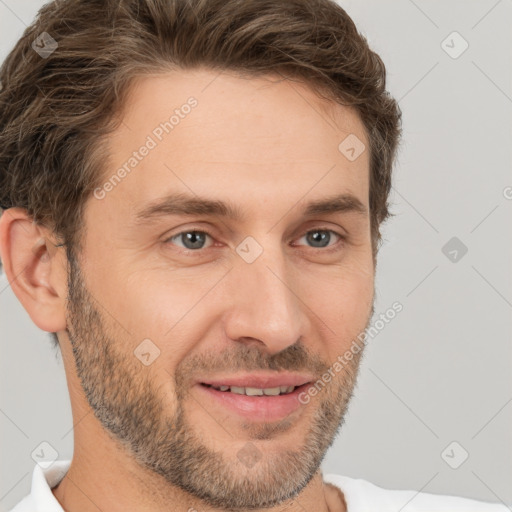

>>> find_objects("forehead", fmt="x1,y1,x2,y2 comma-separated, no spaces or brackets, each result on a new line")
94,68,370,224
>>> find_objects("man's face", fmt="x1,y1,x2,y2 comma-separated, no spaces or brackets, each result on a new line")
64,68,375,509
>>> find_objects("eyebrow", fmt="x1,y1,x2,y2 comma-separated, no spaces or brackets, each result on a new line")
133,191,368,225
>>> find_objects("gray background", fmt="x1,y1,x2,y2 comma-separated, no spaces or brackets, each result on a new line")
1,0,511,510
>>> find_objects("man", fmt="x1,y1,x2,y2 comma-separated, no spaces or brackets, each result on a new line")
0,0,506,511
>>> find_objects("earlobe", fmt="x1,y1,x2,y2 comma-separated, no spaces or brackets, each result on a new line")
0,207,68,333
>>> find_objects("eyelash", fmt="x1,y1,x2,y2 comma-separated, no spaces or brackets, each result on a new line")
163,226,346,255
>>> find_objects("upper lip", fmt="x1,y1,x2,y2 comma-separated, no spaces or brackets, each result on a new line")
199,372,314,389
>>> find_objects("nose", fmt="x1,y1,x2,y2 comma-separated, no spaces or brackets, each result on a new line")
222,243,308,355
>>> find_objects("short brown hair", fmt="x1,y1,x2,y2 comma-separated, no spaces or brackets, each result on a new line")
0,0,402,345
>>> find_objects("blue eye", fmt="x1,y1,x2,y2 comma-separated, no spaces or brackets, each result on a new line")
164,227,344,254
297,229,341,249
167,231,213,250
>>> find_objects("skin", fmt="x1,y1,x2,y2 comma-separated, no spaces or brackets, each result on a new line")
0,68,376,512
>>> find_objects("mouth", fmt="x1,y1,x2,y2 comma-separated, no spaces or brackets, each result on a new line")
196,381,312,422
201,383,302,395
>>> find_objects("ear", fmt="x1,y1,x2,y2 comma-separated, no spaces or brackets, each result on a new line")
0,207,68,333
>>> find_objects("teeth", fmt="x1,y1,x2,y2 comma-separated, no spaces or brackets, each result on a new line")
245,387,264,396
211,385,296,395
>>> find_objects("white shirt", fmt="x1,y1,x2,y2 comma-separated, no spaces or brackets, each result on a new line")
9,460,508,512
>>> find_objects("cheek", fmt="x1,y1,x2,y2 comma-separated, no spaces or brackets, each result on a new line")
300,262,373,347
112,269,222,351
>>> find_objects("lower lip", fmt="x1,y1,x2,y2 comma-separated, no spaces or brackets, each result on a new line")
196,383,311,422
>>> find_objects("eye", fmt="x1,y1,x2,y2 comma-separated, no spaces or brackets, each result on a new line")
163,227,345,254
166,230,214,251
294,228,344,250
